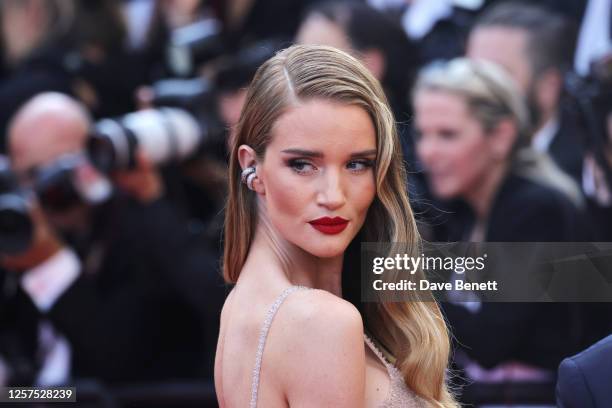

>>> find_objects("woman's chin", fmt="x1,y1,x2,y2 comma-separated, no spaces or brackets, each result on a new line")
431,183,460,200
304,242,348,259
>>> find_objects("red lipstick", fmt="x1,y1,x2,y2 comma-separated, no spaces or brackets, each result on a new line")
308,217,349,235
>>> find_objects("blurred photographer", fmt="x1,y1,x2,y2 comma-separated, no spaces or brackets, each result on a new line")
0,164,69,386
131,39,284,234
135,0,227,81
0,0,76,152
0,0,154,152
467,2,584,184
0,92,224,385
565,55,612,241
67,0,152,119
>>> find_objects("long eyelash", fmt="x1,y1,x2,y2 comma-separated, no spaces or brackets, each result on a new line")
361,159,375,167
287,159,314,174
350,159,375,168
287,159,309,166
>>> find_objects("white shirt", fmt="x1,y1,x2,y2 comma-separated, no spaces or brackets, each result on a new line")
21,248,81,313
575,0,612,75
532,116,560,153
402,0,454,40
121,0,156,50
366,0,483,40
20,248,81,386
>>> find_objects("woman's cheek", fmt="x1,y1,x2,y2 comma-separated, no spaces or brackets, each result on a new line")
269,179,308,218
354,178,376,213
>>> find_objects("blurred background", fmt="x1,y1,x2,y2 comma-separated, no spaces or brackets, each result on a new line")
0,0,610,407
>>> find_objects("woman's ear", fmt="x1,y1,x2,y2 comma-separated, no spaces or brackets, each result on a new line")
238,145,257,170
489,119,517,161
237,145,265,195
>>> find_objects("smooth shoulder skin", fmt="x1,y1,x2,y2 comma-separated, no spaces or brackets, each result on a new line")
215,288,366,407
272,290,366,408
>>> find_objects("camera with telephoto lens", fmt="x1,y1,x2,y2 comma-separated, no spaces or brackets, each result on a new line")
86,39,283,175
0,156,33,255
86,76,225,174
87,107,222,174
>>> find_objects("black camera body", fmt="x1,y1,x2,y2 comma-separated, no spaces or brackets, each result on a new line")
0,157,33,255
35,154,107,211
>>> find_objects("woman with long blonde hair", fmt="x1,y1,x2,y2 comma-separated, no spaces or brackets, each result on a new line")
216,44,457,407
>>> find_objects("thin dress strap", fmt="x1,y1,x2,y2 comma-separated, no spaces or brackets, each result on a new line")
364,333,397,375
250,286,310,408
364,334,423,408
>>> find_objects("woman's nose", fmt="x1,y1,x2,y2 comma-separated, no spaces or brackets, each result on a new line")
316,169,346,210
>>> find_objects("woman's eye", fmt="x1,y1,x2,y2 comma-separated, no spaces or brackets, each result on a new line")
439,130,458,140
347,160,374,172
288,159,316,174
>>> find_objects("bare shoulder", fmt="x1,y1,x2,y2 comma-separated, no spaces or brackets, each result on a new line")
271,290,366,407
219,288,235,319
281,289,363,335
219,287,241,328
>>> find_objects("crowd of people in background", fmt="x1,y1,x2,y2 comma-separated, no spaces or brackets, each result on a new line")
0,0,611,405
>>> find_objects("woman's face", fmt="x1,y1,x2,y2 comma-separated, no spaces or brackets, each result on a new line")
258,99,377,259
414,90,500,200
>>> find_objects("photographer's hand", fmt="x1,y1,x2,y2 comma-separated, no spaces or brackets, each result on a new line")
0,204,64,272
112,150,164,204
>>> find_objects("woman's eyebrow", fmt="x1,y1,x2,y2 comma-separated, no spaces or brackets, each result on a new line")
350,149,377,158
281,149,323,157
281,148,377,158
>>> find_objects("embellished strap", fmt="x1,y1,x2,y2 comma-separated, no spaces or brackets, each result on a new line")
249,286,310,408
364,333,397,375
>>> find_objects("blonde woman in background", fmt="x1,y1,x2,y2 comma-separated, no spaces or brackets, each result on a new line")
413,58,588,383
413,58,586,242
215,45,457,407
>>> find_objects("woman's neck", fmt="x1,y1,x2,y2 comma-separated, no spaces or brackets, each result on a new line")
240,212,344,297
465,161,509,222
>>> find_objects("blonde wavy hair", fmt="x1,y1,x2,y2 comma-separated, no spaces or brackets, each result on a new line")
414,57,531,145
223,44,457,407
413,57,582,207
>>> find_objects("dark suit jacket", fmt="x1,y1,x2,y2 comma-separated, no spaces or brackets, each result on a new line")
0,270,40,385
549,118,585,184
435,173,587,243
1,195,225,384
557,334,612,408
437,174,590,370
